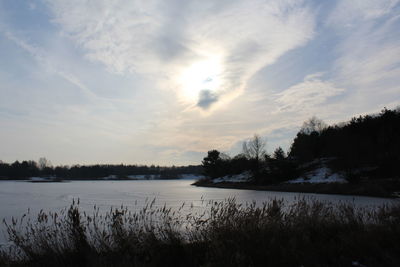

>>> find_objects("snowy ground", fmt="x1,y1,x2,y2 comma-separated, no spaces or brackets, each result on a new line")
180,174,205,180
30,177,50,182
29,176,59,182
101,174,159,180
287,167,347,184
127,174,159,180
102,174,204,180
212,172,252,183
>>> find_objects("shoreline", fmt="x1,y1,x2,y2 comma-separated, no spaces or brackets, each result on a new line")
192,180,400,199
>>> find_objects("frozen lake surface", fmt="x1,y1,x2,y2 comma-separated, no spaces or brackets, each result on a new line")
1,179,398,244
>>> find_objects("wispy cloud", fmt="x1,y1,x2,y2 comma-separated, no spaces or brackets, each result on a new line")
327,0,400,113
327,0,399,26
46,0,316,110
0,28,97,100
276,73,345,112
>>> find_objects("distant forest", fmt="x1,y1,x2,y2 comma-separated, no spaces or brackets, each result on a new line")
0,159,202,180
202,107,400,184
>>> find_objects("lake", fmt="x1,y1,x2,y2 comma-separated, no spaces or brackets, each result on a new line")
1,179,398,245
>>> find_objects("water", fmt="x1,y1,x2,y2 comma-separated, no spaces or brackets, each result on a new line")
1,179,398,244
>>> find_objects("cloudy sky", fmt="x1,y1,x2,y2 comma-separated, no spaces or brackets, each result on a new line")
0,0,399,165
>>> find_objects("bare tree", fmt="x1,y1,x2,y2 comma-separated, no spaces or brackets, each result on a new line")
300,116,327,135
38,157,52,170
242,134,266,162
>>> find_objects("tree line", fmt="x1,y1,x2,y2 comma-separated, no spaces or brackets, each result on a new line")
0,159,202,180
202,135,297,184
290,107,400,180
202,107,400,184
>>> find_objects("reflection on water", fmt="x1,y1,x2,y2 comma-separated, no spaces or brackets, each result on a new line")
0,179,398,244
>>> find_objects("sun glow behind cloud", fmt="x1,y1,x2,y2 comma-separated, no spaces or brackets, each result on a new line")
43,0,315,110
178,57,223,106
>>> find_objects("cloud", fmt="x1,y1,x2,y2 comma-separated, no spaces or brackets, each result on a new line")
0,29,97,100
271,0,400,120
45,0,316,110
326,0,400,111
28,2,36,10
197,90,218,109
328,0,399,26
276,73,345,112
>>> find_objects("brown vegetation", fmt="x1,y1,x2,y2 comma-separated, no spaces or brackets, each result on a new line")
1,198,400,266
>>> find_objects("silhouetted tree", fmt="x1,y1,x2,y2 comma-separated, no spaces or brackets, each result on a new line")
242,134,267,181
201,107,400,184
290,107,400,180
38,157,52,170
300,116,327,135
202,150,224,178
242,134,266,162
273,147,286,160
0,160,202,180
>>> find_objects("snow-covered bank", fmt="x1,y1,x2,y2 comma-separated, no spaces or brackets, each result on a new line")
206,163,347,185
100,174,161,180
180,174,205,180
287,167,347,184
30,177,51,182
193,159,399,198
29,176,62,182
208,158,347,185
212,172,251,183
127,174,159,180
101,174,204,180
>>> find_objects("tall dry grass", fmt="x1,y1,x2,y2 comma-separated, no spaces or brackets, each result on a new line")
1,198,400,266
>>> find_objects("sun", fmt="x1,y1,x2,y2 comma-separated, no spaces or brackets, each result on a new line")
179,57,223,102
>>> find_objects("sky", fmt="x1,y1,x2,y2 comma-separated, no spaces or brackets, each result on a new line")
0,0,399,166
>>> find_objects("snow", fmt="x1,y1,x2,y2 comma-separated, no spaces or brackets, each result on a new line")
127,174,158,180
29,177,48,182
352,261,366,267
287,167,347,184
102,174,204,180
180,174,205,180
212,172,251,183
29,177,58,182
102,175,118,180
298,157,335,168
392,192,400,198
